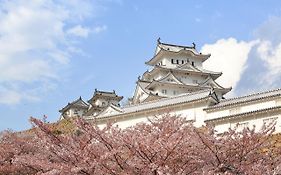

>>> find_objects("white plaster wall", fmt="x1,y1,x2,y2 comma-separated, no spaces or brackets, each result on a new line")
206,110,229,121
213,114,281,134
95,99,108,107
241,100,275,112
177,73,206,85
67,108,86,118
94,97,120,106
98,102,208,129
159,53,203,69
206,100,278,121
154,86,191,96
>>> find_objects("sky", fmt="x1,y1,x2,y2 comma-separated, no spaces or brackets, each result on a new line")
1,0,281,131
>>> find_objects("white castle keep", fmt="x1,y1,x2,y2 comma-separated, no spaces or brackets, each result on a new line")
59,39,281,133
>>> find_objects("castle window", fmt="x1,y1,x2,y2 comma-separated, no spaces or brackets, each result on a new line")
173,90,177,95
74,109,78,115
237,122,249,130
182,60,184,64
102,102,106,106
176,60,179,64
191,61,195,66
263,117,277,126
162,89,167,94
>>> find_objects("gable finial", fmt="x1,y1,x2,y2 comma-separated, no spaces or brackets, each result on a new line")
95,88,97,92
157,37,161,44
79,96,82,100
192,42,196,49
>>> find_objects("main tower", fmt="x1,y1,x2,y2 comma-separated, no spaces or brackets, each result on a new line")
132,39,231,104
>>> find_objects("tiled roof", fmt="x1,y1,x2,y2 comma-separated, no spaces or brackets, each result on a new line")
157,42,199,55
84,105,104,116
146,40,210,66
59,97,89,113
205,88,281,111
94,89,214,119
195,67,222,78
206,106,281,122
88,89,123,103
144,64,221,81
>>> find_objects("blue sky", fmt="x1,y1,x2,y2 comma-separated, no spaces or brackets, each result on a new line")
1,0,281,131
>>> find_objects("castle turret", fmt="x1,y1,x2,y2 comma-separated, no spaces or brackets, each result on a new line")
85,89,123,116
59,96,89,119
132,39,231,104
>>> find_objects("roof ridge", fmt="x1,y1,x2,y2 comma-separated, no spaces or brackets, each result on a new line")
206,105,281,122
156,71,184,84
159,42,195,49
124,89,211,109
196,67,222,75
221,88,281,102
146,47,209,65
176,62,199,71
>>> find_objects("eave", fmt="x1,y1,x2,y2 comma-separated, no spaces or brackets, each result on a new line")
93,90,214,121
205,88,281,112
143,65,222,80
88,94,123,104
205,106,281,123
59,97,89,113
145,49,210,66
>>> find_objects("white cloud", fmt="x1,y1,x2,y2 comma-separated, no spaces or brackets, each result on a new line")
201,16,281,96
67,25,91,38
256,40,281,85
0,89,22,105
201,38,258,96
67,24,107,38
0,0,95,105
93,25,107,34
253,17,281,86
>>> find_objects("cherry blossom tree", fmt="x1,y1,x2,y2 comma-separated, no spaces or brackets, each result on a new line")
0,114,280,175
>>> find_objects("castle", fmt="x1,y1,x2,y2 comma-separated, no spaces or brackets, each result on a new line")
59,39,281,133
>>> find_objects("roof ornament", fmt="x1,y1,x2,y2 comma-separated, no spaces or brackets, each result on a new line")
95,88,97,92
138,76,141,80
113,90,116,94
79,96,82,100
192,42,196,49
157,37,161,44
